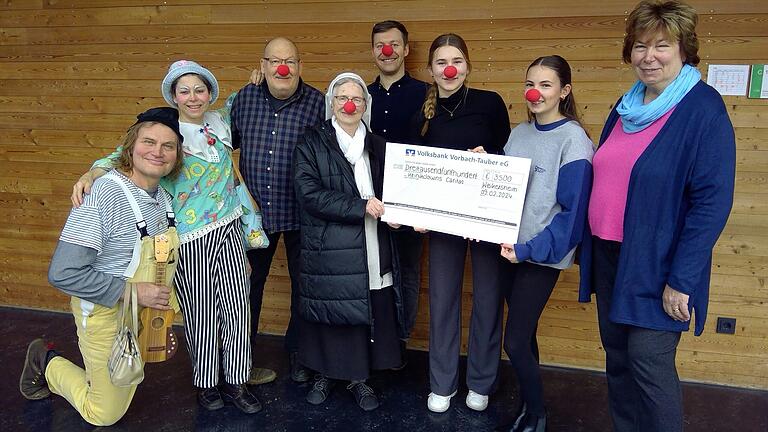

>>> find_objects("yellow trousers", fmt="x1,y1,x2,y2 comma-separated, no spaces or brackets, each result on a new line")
45,297,138,426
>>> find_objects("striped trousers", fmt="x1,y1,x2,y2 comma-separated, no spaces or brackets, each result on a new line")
174,220,252,388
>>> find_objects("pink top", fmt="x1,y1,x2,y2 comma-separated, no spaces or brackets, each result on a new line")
588,109,675,242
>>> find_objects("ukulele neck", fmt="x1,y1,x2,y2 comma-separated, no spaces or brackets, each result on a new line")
155,263,166,285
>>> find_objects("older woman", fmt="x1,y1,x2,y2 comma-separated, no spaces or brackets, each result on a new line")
292,72,404,411
578,1,735,431
70,60,259,414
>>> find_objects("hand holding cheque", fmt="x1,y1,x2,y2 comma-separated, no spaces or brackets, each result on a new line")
381,143,531,244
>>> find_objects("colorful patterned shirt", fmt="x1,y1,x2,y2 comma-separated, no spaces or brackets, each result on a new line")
93,111,242,243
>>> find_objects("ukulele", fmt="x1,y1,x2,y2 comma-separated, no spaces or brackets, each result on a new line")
138,234,178,363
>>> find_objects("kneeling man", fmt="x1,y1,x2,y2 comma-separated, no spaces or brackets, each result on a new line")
20,107,184,427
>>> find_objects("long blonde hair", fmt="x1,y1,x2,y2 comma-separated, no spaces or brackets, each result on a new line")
420,33,471,136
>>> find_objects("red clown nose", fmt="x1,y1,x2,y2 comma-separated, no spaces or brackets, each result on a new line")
525,88,541,102
443,65,458,78
381,44,394,56
276,64,290,76
343,100,357,114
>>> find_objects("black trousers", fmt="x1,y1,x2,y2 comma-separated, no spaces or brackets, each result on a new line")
502,261,561,417
592,236,683,432
391,229,424,339
428,232,504,396
247,229,302,353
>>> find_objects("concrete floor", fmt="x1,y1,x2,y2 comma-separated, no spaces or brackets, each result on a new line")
2,306,766,431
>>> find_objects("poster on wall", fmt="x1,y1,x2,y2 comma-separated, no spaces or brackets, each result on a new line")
748,64,768,99
706,64,750,96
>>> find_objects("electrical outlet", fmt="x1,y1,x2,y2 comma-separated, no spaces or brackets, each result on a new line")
716,317,736,335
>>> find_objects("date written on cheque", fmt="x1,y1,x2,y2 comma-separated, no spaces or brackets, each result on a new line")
480,170,525,199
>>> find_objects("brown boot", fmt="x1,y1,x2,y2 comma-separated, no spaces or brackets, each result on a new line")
19,339,53,400
247,367,277,385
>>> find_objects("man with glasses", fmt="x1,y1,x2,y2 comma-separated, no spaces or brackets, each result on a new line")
367,21,429,368
230,37,324,384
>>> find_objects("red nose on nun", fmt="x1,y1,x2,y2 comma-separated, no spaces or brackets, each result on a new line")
443,65,458,78
525,88,542,102
343,100,357,114
381,44,394,56
276,64,290,76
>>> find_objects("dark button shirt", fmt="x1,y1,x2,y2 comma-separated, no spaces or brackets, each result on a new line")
367,73,429,144
231,80,325,233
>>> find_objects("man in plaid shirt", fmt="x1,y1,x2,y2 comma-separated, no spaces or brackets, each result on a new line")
230,37,324,384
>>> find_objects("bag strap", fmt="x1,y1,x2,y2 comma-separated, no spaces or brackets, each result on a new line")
120,282,131,327
233,161,260,211
118,283,140,334
130,283,139,336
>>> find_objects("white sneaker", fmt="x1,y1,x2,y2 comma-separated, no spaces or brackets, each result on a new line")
465,390,489,411
427,390,457,413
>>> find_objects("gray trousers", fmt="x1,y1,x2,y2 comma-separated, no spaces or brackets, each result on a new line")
593,236,684,432
428,232,503,396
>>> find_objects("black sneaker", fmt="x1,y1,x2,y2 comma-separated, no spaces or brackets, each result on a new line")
306,375,334,405
347,381,379,411
289,352,311,383
20,339,52,400
221,383,262,414
197,386,224,411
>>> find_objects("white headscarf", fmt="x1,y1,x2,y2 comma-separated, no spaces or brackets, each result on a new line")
324,72,372,131
326,72,374,198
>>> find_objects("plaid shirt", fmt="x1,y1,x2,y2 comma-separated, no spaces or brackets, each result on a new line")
231,80,325,233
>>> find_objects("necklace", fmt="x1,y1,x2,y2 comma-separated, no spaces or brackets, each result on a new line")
439,87,468,118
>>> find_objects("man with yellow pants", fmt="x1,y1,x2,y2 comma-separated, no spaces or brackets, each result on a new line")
20,107,184,426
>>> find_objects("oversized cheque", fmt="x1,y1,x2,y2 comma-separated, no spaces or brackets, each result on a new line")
382,143,531,244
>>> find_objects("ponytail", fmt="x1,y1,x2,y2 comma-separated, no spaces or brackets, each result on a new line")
560,92,590,139
420,83,438,136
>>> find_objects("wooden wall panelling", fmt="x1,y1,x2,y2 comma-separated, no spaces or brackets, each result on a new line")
0,0,766,390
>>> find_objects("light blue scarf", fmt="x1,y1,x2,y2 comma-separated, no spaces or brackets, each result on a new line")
616,64,701,133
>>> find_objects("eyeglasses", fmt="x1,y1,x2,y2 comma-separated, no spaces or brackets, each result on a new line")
334,95,366,105
262,57,300,68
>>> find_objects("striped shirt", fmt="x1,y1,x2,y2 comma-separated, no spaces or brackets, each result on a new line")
60,171,172,279
230,80,325,233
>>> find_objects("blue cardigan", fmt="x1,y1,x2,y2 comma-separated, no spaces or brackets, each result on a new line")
578,81,735,336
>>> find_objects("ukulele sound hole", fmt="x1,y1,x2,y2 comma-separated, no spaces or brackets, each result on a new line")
151,317,165,329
